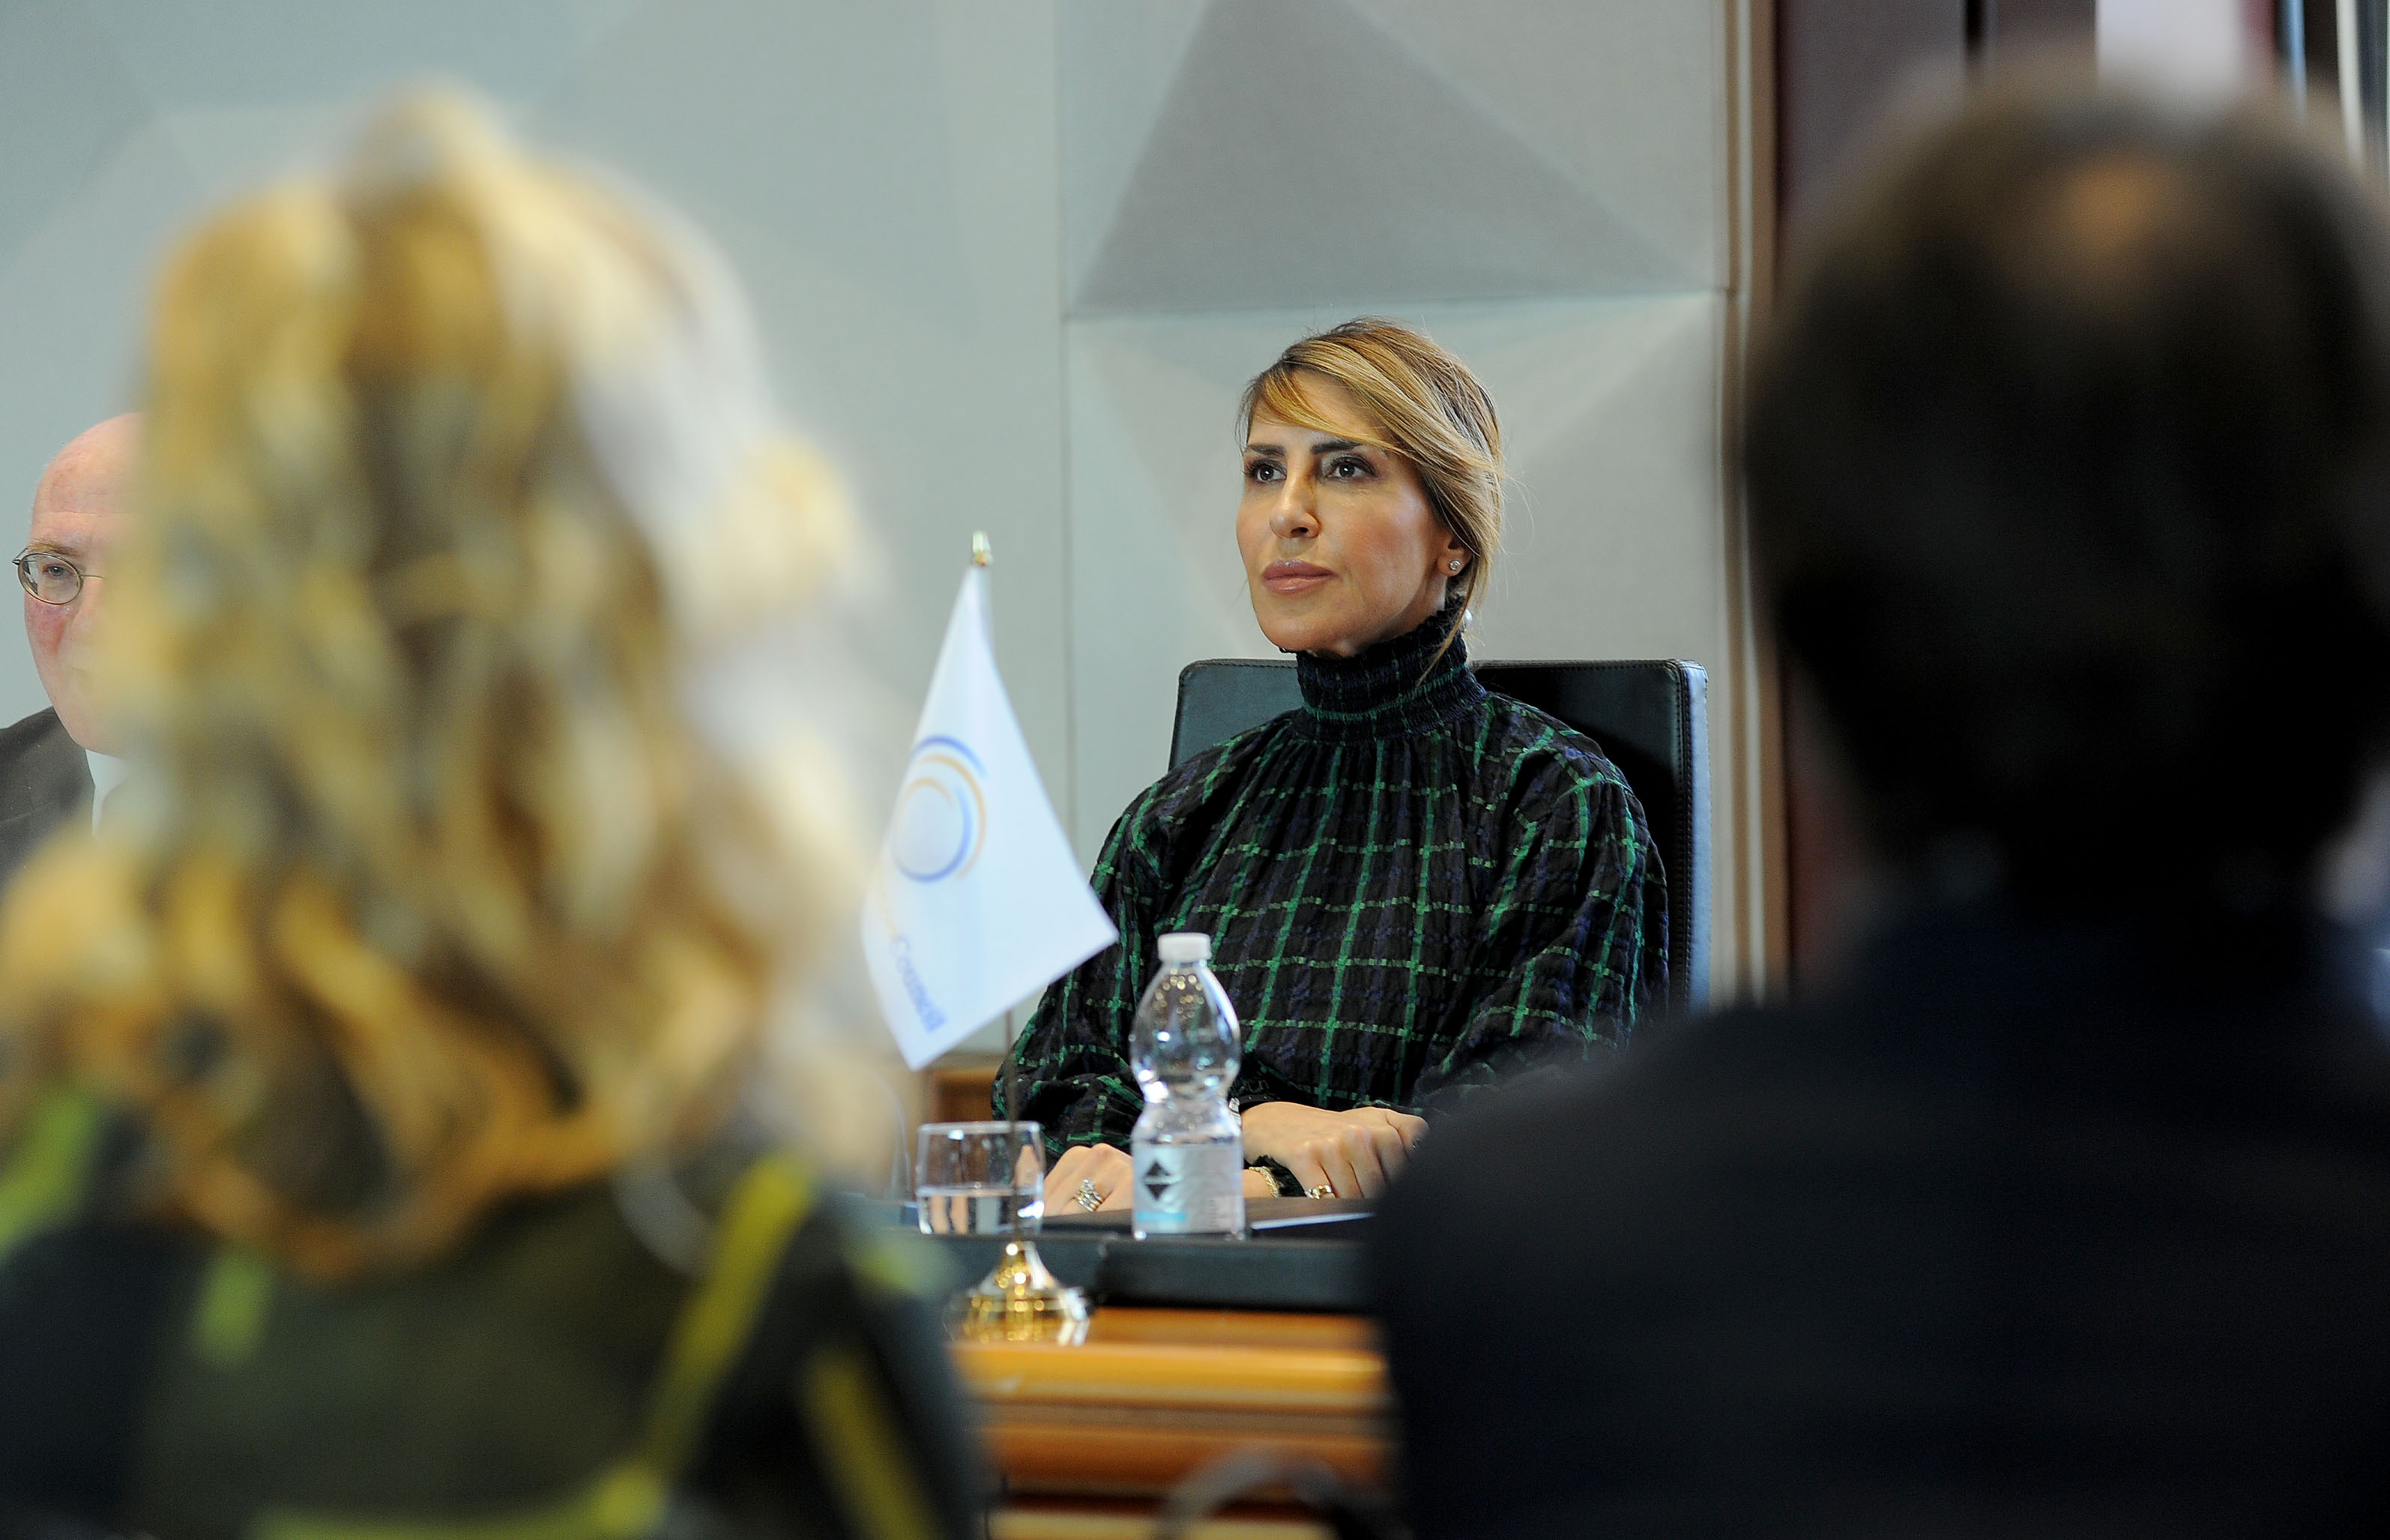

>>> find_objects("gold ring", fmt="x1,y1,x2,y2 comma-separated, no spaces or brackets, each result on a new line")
1306,1184,1334,1200
1074,1178,1103,1212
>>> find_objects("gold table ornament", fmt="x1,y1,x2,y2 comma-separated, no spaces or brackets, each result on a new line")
949,1237,1090,1345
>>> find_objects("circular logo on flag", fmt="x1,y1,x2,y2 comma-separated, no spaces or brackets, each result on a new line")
890,735,988,883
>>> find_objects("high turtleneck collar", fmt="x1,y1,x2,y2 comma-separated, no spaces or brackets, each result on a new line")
1293,599,1485,743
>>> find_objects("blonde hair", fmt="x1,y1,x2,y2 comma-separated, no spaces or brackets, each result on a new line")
1238,317,1504,624
0,93,856,1278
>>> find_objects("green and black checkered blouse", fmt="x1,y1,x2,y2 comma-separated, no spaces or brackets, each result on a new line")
1002,605,1667,1150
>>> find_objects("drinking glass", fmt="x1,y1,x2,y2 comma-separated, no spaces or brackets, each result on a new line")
916,1120,1045,1235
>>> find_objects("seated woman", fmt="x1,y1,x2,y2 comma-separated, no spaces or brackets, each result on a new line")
0,94,977,1537
1008,318,1667,1210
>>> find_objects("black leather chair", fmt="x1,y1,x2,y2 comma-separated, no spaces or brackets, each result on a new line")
1170,658,1709,1016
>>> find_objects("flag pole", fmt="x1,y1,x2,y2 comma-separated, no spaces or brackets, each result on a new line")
947,531,1087,1344
978,531,1026,1250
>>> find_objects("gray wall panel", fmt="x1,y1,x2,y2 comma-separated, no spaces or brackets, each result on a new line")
0,0,1746,1021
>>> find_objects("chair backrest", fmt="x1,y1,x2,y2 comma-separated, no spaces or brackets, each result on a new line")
1170,658,1709,1017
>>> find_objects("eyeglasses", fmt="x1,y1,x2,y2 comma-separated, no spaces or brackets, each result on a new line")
14,548,100,606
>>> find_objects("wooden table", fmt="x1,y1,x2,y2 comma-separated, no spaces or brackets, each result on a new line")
951,1306,1392,1540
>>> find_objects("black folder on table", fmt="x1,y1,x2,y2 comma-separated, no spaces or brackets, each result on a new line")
929,1201,1374,1312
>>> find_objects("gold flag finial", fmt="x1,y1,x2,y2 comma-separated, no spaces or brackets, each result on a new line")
971,531,992,567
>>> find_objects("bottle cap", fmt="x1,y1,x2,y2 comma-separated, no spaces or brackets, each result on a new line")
1156,931,1211,964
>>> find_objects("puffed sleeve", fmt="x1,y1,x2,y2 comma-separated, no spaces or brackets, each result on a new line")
1413,755,1667,1105
998,794,1165,1153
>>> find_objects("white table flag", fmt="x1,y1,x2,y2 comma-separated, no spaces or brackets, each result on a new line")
862,561,1118,1069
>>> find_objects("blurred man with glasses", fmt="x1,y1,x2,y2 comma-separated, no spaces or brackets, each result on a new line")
0,415,136,884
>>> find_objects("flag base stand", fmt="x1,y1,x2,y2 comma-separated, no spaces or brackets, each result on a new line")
947,1237,1090,1345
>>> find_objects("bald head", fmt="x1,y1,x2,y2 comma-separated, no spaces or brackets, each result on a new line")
25,413,140,752
33,414,139,525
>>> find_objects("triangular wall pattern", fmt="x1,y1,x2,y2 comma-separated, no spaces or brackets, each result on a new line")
1069,0,1686,313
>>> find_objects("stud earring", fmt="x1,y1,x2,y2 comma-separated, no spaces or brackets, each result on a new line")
1447,559,1464,573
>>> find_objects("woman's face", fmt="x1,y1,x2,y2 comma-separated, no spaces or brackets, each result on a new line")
1237,379,1468,658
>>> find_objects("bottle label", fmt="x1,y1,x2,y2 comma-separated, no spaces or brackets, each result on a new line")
1129,1141,1245,1236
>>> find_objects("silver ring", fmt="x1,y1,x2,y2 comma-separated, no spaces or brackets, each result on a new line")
1074,1178,1103,1212
1306,1184,1335,1201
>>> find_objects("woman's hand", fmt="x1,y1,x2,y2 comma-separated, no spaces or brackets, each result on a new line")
1043,1142,1133,1214
1240,1102,1427,1199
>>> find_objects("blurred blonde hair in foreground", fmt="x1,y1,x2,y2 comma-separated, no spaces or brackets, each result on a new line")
0,90,869,1278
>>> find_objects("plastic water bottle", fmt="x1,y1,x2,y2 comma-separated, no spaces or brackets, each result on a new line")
1129,931,1246,1239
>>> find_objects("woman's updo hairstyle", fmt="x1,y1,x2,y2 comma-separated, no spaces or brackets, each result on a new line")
1238,318,1504,623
